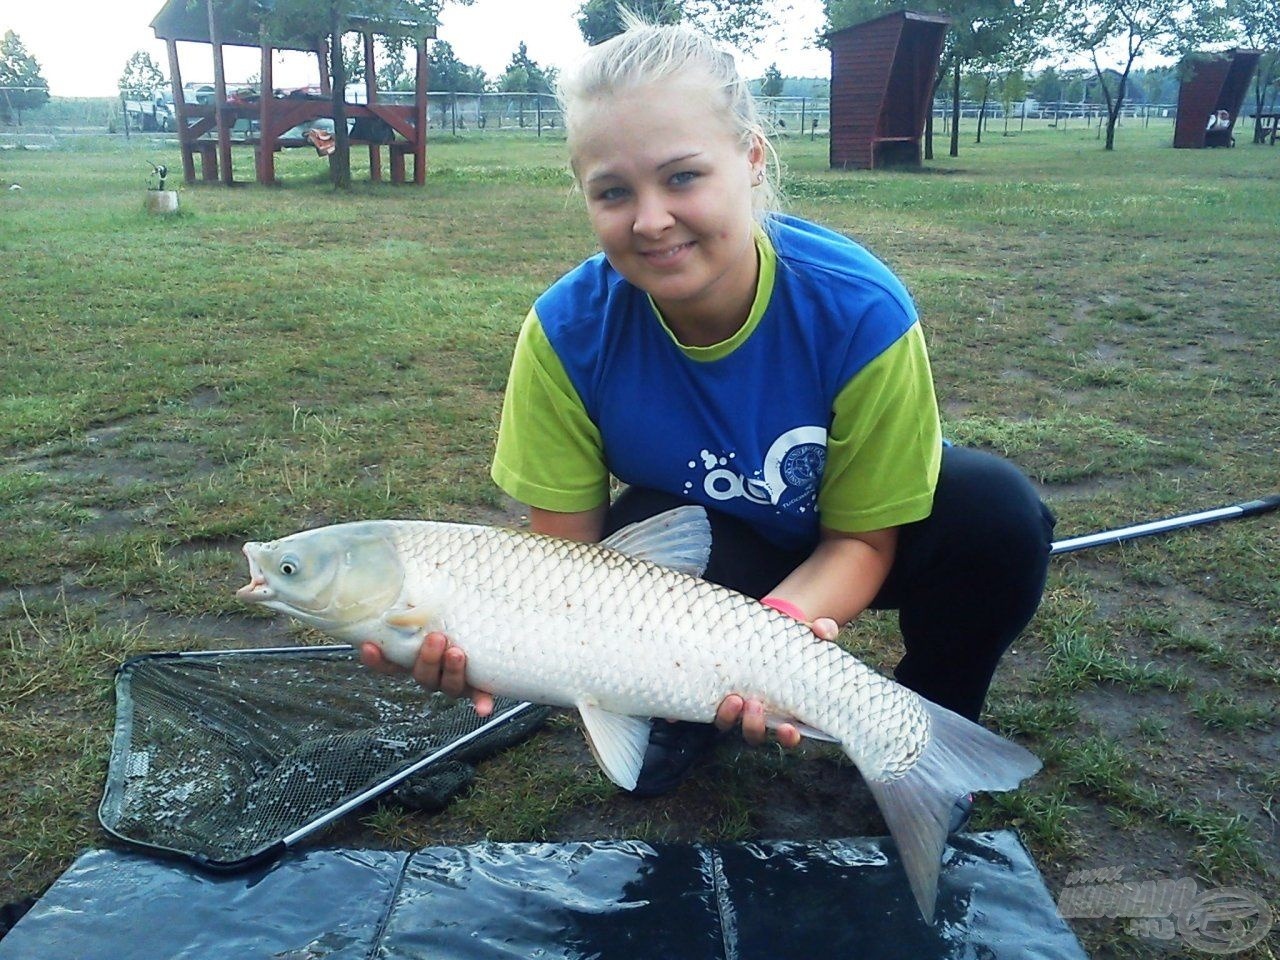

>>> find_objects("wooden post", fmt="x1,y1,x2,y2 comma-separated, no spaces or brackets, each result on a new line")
167,40,196,184
364,31,381,182
258,33,275,185
206,0,233,184
414,37,427,185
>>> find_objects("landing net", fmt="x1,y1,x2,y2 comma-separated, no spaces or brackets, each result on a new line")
99,645,547,870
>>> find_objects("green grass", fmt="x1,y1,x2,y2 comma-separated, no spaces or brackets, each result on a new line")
2,123,1278,957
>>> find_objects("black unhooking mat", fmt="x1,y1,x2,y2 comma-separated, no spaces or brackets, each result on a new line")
0,832,1086,959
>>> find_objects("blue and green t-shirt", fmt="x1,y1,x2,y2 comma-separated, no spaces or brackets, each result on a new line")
491,214,941,551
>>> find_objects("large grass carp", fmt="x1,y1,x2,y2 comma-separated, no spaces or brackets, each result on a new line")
237,506,1039,921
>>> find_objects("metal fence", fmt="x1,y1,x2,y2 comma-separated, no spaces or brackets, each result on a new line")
1,91,1206,147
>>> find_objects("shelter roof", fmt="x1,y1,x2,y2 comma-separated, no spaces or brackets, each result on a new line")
151,0,437,50
825,9,951,41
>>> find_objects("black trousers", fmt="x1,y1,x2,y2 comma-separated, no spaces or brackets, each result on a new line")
603,446,1056,721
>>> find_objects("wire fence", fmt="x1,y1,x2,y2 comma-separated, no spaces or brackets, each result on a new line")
0,91,1229,149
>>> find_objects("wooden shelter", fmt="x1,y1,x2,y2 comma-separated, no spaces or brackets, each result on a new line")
827,10,949,170
1173,49,1261,149
151,0,435,185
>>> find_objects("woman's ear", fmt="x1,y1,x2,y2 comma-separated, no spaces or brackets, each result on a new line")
747,134,766,182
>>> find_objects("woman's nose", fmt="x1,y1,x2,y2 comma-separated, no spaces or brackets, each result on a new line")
632,189,674,237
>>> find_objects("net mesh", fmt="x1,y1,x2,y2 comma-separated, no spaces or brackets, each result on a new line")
99,646,548,867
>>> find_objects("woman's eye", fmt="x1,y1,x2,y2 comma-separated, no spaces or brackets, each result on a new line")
596,186,627,202
669,170,699,186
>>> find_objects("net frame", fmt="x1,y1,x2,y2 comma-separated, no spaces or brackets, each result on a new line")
99,644,545,871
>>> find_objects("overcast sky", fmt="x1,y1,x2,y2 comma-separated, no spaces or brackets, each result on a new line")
3,0,832,98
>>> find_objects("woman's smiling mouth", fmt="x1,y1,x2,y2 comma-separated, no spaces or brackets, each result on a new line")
640,241,695,264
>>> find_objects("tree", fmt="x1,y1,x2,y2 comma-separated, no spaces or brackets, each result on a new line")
760,62,785,97
576,0,777,50
118,50,167,136
425,40,485,93
1063,0,1221,150
119,51,166,100
578,0,680,44
1029,65,1063,103
1225,0,1280,142
997,68,1028,134
496,42,554,94
0,30,49,126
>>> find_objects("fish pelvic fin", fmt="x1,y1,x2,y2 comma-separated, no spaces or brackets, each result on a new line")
576,702,653,791
863,699,1041,924
600,506,711,577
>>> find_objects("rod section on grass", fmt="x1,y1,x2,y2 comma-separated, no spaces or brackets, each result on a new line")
1050,494,1280,556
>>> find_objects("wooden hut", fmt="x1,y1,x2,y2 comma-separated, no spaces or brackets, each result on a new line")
1173,49,1261,149
151,0,435,185
827,10,949,170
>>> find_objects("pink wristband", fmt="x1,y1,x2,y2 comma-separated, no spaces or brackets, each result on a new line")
761,596,808,622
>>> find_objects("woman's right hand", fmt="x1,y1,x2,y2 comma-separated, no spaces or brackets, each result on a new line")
359,632,495,717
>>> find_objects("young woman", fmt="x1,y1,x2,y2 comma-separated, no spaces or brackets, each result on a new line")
363,18,1055,802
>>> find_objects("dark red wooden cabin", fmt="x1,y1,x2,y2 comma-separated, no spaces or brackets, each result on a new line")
1173,49,1261,149
151,0,435,186
827,10,949,170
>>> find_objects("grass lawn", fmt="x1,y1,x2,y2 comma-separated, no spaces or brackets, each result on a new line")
1,120,1277,958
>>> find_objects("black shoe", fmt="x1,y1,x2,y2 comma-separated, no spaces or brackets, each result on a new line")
628,720,720,798
949,793,974,834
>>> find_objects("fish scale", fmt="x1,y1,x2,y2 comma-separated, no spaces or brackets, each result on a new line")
238,505,1040,922
392,520,927,781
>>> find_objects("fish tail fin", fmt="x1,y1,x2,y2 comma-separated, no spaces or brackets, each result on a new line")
862,699,1041,923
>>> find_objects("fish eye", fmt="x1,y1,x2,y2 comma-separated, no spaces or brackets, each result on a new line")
279,554,301,576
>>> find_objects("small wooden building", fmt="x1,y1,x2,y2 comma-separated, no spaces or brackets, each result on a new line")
827,10,950,170
1173,49,1261,149
151,0,435,185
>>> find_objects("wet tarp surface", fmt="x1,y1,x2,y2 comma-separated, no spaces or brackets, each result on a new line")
0,832,1086,959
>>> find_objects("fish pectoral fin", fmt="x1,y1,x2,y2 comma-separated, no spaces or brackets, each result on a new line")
600,506,710,577
382,604,436,632
576,702,652,791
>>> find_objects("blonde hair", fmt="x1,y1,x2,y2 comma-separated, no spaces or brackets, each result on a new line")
557,12,782,218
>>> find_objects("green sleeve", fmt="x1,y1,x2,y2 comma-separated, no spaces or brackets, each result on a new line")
818,323,942,533
490,310,611,512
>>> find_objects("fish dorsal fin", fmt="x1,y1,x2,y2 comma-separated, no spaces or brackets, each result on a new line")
576,701,652,791
600,505,711,577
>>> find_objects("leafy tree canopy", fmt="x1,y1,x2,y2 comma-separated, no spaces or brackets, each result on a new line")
760,62,784,97
497,41,555,93
119,51,167,98
576,0,777,51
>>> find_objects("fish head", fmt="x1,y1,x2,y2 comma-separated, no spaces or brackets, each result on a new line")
236,524,405,634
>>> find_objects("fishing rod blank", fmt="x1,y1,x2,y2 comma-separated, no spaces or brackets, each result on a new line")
1050,494,1280,556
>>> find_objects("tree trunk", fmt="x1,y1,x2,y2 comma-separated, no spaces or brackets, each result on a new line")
924,70,946,161
949,60,961,158
329,7,351,189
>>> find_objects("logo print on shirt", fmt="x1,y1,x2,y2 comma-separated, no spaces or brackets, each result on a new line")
684,426,827,514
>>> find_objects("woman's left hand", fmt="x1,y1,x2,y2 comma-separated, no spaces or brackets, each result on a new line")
714,616,840,747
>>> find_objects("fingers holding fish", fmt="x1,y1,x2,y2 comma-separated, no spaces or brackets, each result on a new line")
809,616,840,642
715,694,803,749
359,633,495,718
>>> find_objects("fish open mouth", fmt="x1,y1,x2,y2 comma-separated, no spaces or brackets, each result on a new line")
235,544,274,602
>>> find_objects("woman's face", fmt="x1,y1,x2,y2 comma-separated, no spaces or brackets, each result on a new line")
570,82,765,337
